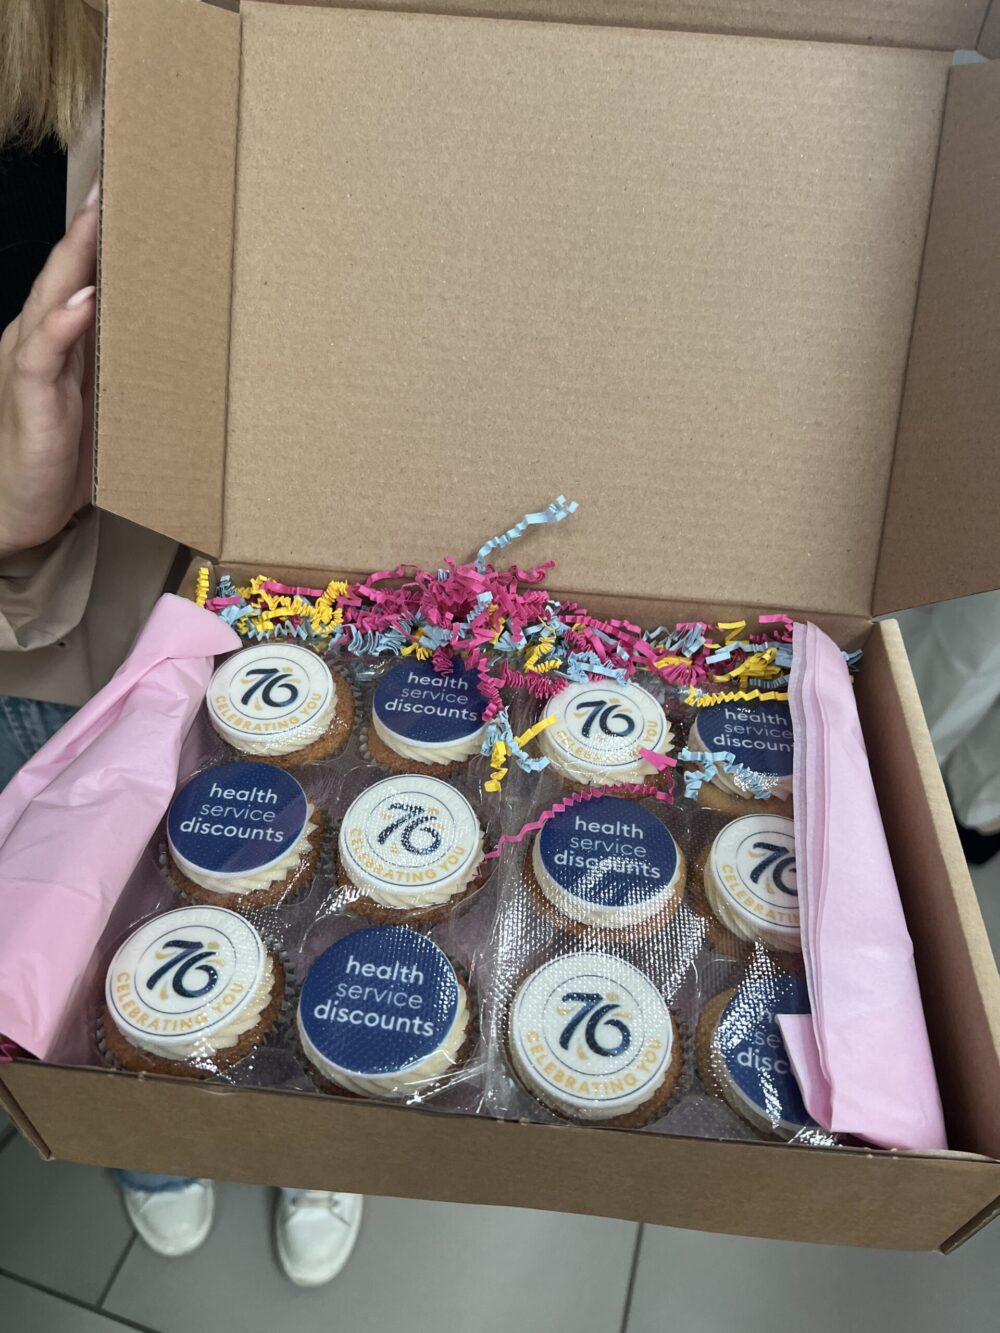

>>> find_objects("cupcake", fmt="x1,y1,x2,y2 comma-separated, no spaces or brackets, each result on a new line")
298,926,472,1100
686,700,793,815
691,813,799,956
507,952,682,1127
338,774,486,923
368,660,487,774
529,796,685,935
206,643,354,766
538,679,673,790
102,905,284,1078
167,762,324,910
696,972,816,1140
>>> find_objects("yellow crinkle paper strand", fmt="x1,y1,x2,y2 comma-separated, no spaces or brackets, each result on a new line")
485,714,556,792
685,687,789,707
717,620,747,644
524,634,562,675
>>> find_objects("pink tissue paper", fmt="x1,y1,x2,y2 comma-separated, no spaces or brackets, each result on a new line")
780,621,946,1150
0,595,239,1060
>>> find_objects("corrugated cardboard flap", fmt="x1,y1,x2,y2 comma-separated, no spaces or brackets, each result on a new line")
96,0,239,554
3,1058,1000,1250
98,3,1000,619
876,59,1000,614
218,4,948,618
263,0,993,54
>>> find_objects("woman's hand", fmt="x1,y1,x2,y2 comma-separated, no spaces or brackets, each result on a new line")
0,187,98,558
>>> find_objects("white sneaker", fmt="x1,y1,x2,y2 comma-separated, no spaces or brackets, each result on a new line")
121,1178,215,1258
275,1190,363,1286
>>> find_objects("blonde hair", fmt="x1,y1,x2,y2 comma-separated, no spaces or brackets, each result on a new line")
0,0,103,148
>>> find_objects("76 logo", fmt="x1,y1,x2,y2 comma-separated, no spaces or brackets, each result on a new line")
559,992,631,1058
377,802,442,857
239,667,300,709
147,939,221,1000
748,841,797,896
574,697,637,741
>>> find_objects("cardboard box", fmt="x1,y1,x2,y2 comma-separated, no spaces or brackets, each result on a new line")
2,0,1000,1251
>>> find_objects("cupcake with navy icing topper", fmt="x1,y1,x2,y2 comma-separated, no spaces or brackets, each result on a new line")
686,698,794,816
696,970,821,1141
166,761,324,911
527,795,686,936
298,925,473,1101
367,659,488,775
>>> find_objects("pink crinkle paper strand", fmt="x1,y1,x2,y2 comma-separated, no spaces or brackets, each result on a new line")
484,780,674,861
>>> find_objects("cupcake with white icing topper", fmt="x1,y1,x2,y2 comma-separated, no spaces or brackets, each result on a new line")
367,659,488,775
506,952,683,1128
537,679,674,792
101,906,285,1078
166,762,324,911
337,774,488,924
206,643,354,767
691,813,800,959
686,699,794,816
298,925,472,1101
528,795,685,936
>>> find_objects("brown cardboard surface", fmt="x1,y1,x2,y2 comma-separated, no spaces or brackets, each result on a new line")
2,1061,998,1251
942,1195,1000,1252
980,0,1000,55
96,0,238,553
219,6,947,618
258,0,990,52
0,1075,50,1160
857,622,1000,1158
877,61,1000,613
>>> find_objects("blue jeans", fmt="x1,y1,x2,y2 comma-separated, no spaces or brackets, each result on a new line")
0,695,76,789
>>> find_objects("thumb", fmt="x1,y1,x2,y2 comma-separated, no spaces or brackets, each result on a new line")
14,287,96,385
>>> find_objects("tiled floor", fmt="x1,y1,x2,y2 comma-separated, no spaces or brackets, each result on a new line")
2,851,997,1333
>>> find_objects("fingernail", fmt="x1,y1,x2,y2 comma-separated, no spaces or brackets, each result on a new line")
84,179,99,208
65,285,96,310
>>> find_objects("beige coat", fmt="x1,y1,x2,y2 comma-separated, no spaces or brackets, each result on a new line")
0,109,178,705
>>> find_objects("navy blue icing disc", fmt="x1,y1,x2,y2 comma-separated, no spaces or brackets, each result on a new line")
373,661,486,744
167,762,308,875
696,700,794,778
537,797,679,909
719,972,815,1129
299,927,460,1076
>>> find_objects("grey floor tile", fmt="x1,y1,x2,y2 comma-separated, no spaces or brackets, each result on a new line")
105,1183,637,1333
626,1218,1000,1333
0,1276,140,1333
0,1135,133,1305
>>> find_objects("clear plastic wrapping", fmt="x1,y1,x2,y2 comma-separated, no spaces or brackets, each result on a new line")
90,645,835,1145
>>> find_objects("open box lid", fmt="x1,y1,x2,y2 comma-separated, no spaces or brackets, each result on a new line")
95,0,1000,619
222,0,1000,55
